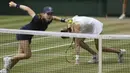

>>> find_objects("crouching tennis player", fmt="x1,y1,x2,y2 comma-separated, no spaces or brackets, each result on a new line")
63,15,126,64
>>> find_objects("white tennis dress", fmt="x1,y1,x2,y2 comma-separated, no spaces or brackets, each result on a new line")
72,15,103,34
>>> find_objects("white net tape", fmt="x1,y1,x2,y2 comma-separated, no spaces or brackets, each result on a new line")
0,28,130,39
0,28,99,39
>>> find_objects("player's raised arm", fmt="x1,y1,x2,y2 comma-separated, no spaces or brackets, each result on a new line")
9,1,36,18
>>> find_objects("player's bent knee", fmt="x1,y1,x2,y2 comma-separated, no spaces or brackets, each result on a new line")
24,55,31,59
24,53,32,59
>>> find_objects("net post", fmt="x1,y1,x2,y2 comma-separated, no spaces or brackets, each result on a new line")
98,36,102,73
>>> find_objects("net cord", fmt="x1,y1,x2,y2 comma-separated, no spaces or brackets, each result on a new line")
0,28,130,39
0,28,99,39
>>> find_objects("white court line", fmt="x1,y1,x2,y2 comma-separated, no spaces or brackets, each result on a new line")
32,53,90,58
0,40,93,58
0,36,50,47
31,53,128,59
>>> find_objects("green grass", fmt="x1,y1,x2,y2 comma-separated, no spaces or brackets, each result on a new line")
0,16,130,73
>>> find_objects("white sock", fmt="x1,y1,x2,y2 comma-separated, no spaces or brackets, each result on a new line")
75,55,79,60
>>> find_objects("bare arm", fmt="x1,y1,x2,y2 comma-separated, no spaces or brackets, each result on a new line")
9,1,36,18
53,16,62,21
18,5,36,17
53,16,71,23
72,23,80,33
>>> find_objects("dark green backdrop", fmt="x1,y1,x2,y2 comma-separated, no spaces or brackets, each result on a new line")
1,0,130,16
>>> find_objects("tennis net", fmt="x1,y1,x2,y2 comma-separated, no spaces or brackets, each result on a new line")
0,28,130,73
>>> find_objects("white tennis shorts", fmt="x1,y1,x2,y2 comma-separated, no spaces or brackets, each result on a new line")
79,19,103,35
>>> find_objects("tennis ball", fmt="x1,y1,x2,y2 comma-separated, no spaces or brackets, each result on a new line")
67,19,73,24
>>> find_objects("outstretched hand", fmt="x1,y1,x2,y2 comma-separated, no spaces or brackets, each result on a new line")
9,1,17,7
65,18,73,24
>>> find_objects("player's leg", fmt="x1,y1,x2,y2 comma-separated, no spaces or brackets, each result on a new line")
8,43,25,69
11,40,31,67
94,39,120,53
0,40,31,73
119,0,127,19
74,38,80,64
74,38,98,64
122,0,127,14
0,34,33,73
79,38,97,55
4,40,31,70
94,39,126,63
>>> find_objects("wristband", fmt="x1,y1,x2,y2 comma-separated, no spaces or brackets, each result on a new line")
16,4,20,8
60,19,66,22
